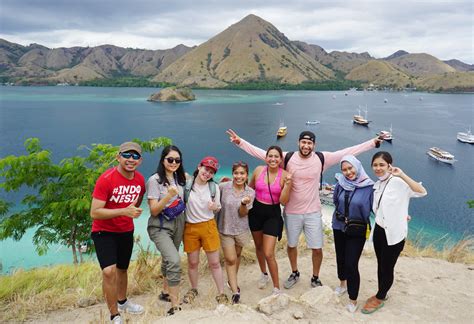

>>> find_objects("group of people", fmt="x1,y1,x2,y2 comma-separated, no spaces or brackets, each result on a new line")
90,130,426,323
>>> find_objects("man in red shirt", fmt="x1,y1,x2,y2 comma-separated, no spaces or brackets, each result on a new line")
90,142,146,324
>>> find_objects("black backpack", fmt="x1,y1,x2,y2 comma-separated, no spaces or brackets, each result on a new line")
284,151,325,189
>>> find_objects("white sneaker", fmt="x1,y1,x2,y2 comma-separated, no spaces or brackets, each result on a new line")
117,299,144,314
272,287,282,295
334,286,347,296
111,315,122,324
346,303,358,313
258,273,270,289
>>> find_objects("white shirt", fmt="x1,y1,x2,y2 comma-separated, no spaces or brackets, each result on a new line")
373,176,426,245
185,181,221,224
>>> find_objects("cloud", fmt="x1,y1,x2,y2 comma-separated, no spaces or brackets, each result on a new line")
0,0,472,63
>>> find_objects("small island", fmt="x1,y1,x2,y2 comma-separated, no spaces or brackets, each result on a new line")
147,86,196,102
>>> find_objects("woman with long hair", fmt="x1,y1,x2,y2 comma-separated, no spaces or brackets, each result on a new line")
362,151,427,314
182,156,228,304
332,155,374,313
146,145,186,316
248,145,292,295
218,161,255,304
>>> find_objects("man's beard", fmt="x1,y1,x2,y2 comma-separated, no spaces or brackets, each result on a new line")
299,147,312,157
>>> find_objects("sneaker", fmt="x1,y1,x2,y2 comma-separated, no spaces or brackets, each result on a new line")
227,281,241,293
182,288,198,304
111,315,122,324
346,303,358,313
216,293,229,304
166,306,181,316
258,273,270,289
283,271,300,289
272,287,282,295
117,299,144,315
334,286,347,296
231,293,240,304
310,276,322,288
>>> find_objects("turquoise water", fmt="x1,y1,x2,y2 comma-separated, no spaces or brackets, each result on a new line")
0,87,473,273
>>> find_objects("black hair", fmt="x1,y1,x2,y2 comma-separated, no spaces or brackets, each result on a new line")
190,162,215,192
155,145,186,186
371,151,393,165
232,161,249,185
266,145,283,158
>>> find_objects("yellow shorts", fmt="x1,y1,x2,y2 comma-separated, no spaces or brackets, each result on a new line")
184,219,220,253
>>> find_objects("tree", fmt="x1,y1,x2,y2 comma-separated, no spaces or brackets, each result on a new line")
0,137,171,264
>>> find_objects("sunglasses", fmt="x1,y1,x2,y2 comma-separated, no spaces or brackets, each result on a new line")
233,161,248,167
165,157,182,164
120,152,141,160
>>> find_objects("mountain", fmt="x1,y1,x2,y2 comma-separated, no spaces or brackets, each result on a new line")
153,14,335,87
345,61,413,88
385,50,409,60
386,53,456,77
416,71,474,92
0,39,193,83
443,59,474,72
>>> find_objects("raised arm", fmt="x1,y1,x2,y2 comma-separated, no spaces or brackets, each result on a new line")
389,165,427,195
227,129,267,161
322,137,381,171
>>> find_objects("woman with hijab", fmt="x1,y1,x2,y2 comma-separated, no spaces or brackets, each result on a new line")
332,155,374,313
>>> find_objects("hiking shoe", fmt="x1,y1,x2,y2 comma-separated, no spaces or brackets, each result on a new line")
231,293,240,304
117,299,144,314
166,306,181,316
334,286,347,296
216,293,229,304
311,276,322,288
258,273,270,289
272,287,282,295
283,271,300,289
159,291,171,302
182,288,198,304
227,281,241,293
346,303,358,313
111,315,122,324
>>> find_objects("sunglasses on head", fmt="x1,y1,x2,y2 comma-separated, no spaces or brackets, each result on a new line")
233,161,248,167
120,152,141,160
165,157,182,164
202,159,220,169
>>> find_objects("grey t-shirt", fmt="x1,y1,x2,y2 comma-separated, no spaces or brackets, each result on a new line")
217,181,255,235
146,173,184,206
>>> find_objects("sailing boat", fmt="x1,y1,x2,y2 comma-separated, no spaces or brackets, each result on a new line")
353,106,370,126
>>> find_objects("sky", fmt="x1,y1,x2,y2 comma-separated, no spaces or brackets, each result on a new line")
0,0,472,64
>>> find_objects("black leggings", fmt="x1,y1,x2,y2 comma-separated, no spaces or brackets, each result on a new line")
333,229,366,300
373,224,405,300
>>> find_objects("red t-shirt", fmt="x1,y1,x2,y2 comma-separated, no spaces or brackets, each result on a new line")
91,167,146,233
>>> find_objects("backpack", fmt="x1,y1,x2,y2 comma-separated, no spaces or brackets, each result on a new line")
183,177,217,203
284,151,325,189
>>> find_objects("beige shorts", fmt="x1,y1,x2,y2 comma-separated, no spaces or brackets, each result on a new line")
219,231,251,248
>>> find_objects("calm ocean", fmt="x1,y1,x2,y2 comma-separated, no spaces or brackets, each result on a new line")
0,86,472,273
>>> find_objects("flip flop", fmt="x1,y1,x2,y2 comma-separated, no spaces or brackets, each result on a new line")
361,296,385,314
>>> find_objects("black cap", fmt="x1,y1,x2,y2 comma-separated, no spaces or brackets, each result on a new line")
299,131,316,143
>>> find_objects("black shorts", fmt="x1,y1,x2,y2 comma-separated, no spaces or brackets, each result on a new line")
91,230,134,270
248,200,283,238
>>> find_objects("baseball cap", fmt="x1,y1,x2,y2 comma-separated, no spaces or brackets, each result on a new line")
200,156,220,172
299,131,316,143
119,141,142,154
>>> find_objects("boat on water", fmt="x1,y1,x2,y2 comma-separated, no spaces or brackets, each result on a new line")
273,102,284,106
377,124,393,142
277,122,287,138
353,106,370,126
457,126,474,144
306,120,320,125
427,147,456,164
320,183,335,206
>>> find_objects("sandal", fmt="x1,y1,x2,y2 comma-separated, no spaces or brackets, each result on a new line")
361,296,385,314
182,288,198,304
215,293,229,304
159,292,171,302
166,306,181,316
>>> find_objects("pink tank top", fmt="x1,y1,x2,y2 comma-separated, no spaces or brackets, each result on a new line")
255,167,283,205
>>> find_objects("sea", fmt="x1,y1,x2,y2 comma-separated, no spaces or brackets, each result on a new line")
0,86,473,274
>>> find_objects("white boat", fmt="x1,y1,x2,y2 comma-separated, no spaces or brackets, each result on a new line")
306,120,320,125
273,102,284,106
457,126,474,144
353,106,370,126
377,124,393,142
427,147,457,164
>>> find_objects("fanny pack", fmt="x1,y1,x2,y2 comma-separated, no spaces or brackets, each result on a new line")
161,197,186,221
344,219,369,238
